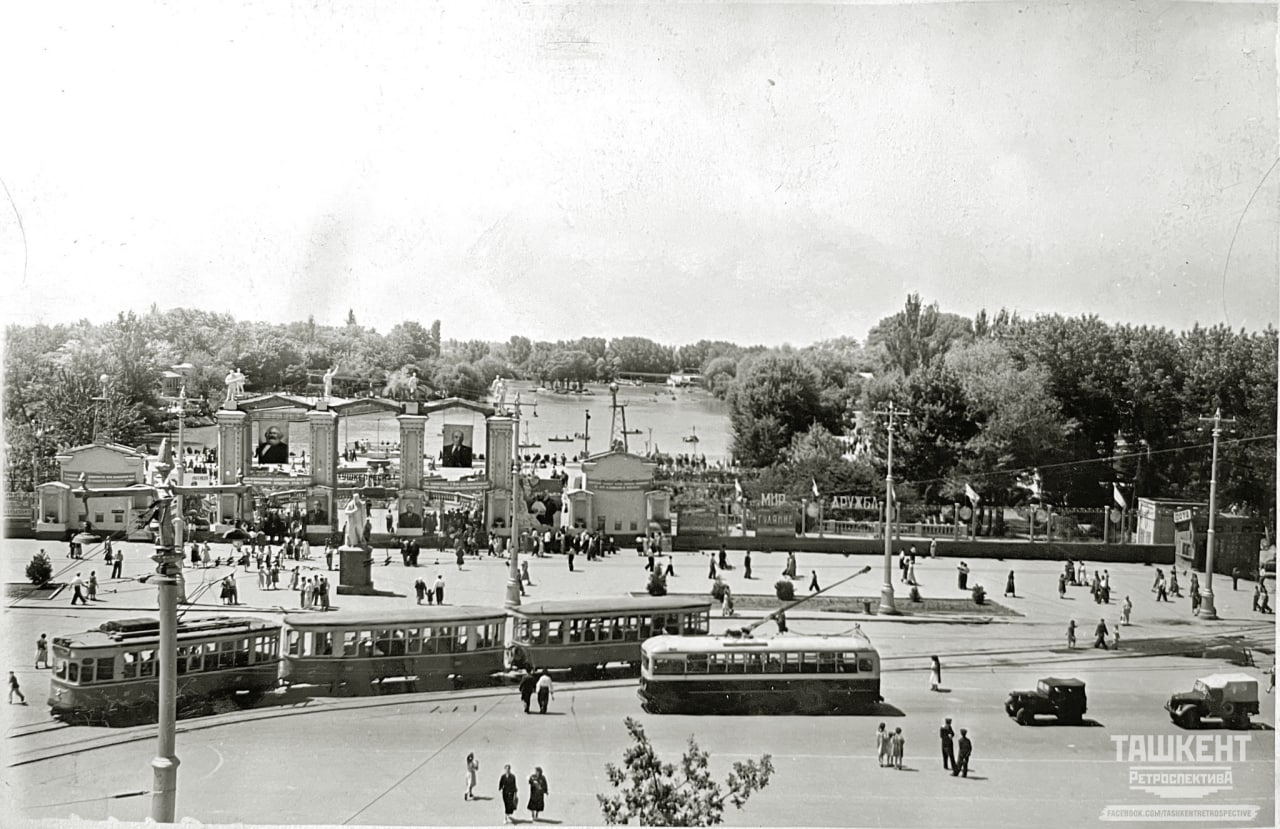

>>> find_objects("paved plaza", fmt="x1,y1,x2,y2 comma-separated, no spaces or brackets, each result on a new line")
2,536,1275,826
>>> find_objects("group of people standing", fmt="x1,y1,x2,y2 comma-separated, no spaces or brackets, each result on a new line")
496,761,550,823
874,716,973,777
413,574,447,605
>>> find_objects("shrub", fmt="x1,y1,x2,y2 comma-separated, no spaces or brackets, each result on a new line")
774,579,795,601
26,551,53,586
647,570,668,596
710,580,729,602
971,584,986,605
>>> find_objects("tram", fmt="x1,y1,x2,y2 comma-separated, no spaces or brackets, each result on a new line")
508,596,712,674
280,606,508,693
48,616,280,722
637,629,882,714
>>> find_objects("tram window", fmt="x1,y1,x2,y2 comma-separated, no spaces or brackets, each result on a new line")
765,656,782,673
97,657,114,681
141,649,158,677
664,615,680,635
818,653,838,673
707,654,727,674
858,657,874,673
624,617,638,641
782,653,801,674
436,627,455,654
726,654,746,674
610,620,623,641
176,647,189,675
56,659,68,679
686,653,708,673
234,639,251,668
566,620,580,643
801,653,821,674
343,632,358,657
746,654,764,673
407,628,422,654
653,657,684,675
483,623,499,648
547,620,564,645
583,620,596,642
375,630,393,656
79,658,95,683
456,626,469,651
185,647,202,673
840,653,859,673
287,631,301,656
648,615,663,636
531,621,545,644
67,662,79,683
638,617,652,638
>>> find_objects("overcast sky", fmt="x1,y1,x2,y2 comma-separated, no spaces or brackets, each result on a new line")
2,1,1276,347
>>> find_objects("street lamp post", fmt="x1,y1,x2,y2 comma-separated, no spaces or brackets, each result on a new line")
875,401,909,615
505,394,534,609
1197,409,1235,622
150,499,185,822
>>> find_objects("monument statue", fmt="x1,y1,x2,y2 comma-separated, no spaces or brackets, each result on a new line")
490,374,507,409
323,365,339,399
342,493,367,548
223,367,246,404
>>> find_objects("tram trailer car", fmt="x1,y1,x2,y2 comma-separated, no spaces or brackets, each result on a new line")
48,617,280,723
639,633,882,714
281,606,508,694
508,596,712,675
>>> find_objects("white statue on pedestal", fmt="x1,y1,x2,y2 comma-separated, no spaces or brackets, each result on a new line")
323,365,338,399
342,493,367,548
223,368,246,405
490,374,507,409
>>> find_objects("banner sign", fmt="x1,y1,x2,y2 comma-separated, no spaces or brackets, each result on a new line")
827,495,879,511
1173,509,1194,524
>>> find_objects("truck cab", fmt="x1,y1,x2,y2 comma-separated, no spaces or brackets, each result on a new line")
1166,673,1259,729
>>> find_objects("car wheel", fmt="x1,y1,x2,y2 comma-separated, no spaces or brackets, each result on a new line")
1180,708,1201,730
1229,714,1249,730
1016,707,1032,726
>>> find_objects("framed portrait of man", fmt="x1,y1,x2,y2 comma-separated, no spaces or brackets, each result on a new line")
255,423,290,465
441,425,474,468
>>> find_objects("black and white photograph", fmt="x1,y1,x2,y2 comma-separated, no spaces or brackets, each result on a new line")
1,2,1276,828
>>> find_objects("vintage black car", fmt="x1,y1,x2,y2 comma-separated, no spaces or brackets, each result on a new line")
1006,677,1087,725
1165,673,1260,729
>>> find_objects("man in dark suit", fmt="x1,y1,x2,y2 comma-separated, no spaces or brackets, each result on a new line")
940,718,956,771
954,729,972,777
255,427,289,464
442,431,473,467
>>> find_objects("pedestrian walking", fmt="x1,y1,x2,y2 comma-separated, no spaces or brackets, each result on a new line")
568,547,576,572
645,552,655,572
70,573,87,605
518,669,537,713
1253,584,1261,612
1067,619,1077,649
521,561,531,586
876,722,890,767
535,669,554,713
718,546,729,571
1058,573,1067,599
111,549,123,579
957,561,969,590
1259,584,1272,613
1111,621,1121,650
35,634,49,669
708,557,717,580
1122,595,1132,625
325,543,334,571
87,572,98,601
1004,570,1016,597
899,550,908,582
929,538,937,558
290,566,300,591
809,569,821,592
8,672,26,704
929,655,942,692
1191,587,1201,615
939,718,955,770
499,765,519,823
907,559,917,586
891,727,905,769
1169,571,1181,597
457,547,465,570
414,578,426,604
1232,566,1240,590
743,550,752,579
953,729,972,777
318,576,330,610
664,556,675,577
527,766,548,821
1093,618,1110,650
434,574,445,605
465,752,479,800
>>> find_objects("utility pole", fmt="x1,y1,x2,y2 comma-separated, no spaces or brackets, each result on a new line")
505,393,535,609
872,401,909,615
1197,409,1236,621
576,410,591,459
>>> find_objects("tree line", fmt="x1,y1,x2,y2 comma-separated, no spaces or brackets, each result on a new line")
4,298,1276,532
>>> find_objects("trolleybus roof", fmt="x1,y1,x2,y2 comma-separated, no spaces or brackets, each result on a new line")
642,632,876,654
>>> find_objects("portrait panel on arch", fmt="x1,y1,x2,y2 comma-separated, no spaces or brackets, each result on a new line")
441,425,474,468
255,423,291,465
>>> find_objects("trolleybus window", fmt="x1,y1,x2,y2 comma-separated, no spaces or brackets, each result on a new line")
781,652,801,674
686,653,708,673
653,657,684,675
818,652,838,673
858,656,874,672
726,654,746,673
765,655,782,672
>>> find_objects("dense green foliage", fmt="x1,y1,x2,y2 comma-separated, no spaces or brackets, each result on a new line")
598,717,773,826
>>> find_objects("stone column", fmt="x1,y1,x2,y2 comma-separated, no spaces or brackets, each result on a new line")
214,409,249,524
307,409,339,539
485,415,515,538
395,414,427,537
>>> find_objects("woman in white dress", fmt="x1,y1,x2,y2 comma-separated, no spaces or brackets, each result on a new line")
929,655,942,692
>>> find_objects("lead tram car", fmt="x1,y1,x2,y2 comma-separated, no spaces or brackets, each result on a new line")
48,617,280,724
638,630,883,715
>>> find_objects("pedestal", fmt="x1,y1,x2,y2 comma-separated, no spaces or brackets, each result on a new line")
336,545,376,595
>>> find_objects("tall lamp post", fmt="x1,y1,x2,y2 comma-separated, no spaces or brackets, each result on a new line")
1197,409,1235,621
505,393,535,609
874,401,909,615
150,501,185,822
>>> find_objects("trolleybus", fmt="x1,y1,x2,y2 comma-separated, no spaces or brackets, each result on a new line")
638,629,882,714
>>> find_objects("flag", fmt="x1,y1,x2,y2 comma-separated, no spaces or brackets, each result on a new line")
812,478,820,498
734,478,744,501
1113,483,1128,510
964,483,981,505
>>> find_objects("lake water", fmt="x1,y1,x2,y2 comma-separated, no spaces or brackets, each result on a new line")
178,380,734,462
